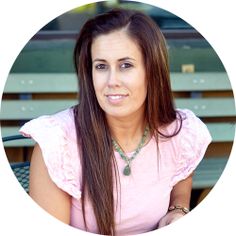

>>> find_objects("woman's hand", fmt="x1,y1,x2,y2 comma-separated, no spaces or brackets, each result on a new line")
158,210,185,228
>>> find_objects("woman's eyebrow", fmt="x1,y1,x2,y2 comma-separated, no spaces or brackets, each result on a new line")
92,57,136,63
92,58,107,63
118,57,136,61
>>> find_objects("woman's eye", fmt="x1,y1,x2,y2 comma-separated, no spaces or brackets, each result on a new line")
120,63,133,69
95,64,107,70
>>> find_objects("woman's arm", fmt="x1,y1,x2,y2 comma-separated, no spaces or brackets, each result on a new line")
29,144,71,224
158,173,193,228
169,172,192,209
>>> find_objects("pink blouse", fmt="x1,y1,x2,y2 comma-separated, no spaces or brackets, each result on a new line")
20,108,211,235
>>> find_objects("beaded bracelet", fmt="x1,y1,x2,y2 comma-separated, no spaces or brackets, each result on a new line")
168,205,190,215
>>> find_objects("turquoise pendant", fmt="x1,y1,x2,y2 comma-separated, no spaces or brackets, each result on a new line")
123,165,131,176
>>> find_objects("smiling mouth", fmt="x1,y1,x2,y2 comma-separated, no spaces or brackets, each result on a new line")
106,94,127,99
105,94,128,103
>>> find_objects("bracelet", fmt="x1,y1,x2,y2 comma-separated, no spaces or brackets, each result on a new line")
168,205,190,215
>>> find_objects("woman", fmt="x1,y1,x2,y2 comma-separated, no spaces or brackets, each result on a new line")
20,8,212,235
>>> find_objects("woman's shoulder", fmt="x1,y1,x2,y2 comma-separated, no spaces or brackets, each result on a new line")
163,109,211,140
160,108,212,160
176,108,211,139
19,107,81,199
19,107,76,139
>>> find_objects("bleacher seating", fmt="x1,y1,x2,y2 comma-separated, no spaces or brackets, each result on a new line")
1,71,234,191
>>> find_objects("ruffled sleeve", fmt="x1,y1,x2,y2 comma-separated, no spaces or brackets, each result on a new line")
171,109,212,186
19,109,82,199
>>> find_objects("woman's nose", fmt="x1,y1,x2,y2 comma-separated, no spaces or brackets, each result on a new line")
107,68,121,87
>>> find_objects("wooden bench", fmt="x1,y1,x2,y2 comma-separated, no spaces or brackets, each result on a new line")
1,72,235,191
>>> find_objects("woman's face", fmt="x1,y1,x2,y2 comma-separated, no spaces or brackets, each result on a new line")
91,29,147,120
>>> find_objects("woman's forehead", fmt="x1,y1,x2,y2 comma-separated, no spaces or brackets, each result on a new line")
91,30,142,61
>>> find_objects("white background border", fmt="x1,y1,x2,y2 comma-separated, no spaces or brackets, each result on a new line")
0,0,235,235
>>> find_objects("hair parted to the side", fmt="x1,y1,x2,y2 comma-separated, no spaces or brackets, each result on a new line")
73,8,182,235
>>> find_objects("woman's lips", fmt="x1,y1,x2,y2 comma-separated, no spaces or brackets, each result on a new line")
105,94,128,104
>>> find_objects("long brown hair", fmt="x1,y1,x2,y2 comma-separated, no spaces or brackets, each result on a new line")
73,8,182,235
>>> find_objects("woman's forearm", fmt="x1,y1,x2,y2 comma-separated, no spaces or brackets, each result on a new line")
169,173,193,209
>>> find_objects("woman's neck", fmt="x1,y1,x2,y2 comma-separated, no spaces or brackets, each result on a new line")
107,113,147,153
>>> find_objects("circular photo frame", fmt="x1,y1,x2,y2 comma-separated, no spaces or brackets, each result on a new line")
0,1,235,235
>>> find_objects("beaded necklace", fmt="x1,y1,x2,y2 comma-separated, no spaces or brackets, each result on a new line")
112,126,149,176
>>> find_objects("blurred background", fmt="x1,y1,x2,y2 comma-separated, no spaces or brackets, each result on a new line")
1,0,235,210
10,1,226,73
